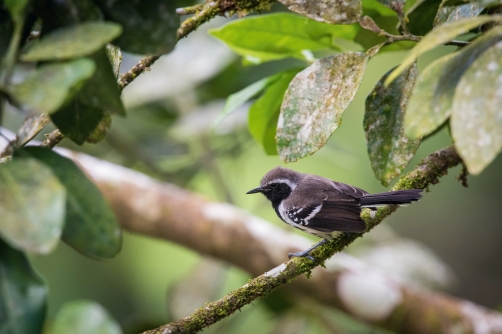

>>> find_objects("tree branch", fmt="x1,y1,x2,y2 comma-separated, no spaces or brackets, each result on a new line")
61,146,502,334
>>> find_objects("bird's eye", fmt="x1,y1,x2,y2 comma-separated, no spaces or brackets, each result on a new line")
270,183,278,188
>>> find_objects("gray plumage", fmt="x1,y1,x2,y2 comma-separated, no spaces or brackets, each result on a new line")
248,167,422,240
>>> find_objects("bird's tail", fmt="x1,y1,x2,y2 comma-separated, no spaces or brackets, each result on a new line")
360,189,423,207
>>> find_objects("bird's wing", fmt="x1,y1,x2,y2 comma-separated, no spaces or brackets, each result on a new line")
283,178,367,233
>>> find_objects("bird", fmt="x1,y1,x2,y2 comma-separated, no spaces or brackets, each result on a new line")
246,167,423,261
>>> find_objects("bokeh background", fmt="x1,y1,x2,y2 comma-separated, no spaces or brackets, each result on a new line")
4,4,502,333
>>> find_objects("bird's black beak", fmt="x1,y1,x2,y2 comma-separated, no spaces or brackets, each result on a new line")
246,187,267,194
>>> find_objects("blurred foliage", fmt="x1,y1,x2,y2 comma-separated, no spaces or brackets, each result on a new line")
0,0,502,333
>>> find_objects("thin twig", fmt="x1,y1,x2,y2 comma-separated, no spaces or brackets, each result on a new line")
142,146,463,334
40,129,64,148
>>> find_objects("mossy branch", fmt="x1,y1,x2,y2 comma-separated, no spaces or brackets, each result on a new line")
142,146,462,334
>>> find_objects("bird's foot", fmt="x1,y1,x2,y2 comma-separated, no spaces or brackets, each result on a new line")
288,251,315,262
287,238,329,262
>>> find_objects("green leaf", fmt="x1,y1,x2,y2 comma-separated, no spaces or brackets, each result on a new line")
51,300,121,334
213,73,285,130
23,147,122,259
11,58,96,114
51,99,105,145
386,15,502,85
79,48,125,116
277,52,368,162
278,0,362,24
21,22,122,61
14,114,51,148
434,3,484,26
0,157,66,254
209,13,360,64
364,64,421,186
451,40,502,174
405,25,502,138
5,0,29,21
248,69,301,155
93,0,178,55
50,49,125,144
406,0,443,36
0,239,47,334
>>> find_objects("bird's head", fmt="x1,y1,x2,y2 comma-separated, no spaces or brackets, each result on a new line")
246,167,304,205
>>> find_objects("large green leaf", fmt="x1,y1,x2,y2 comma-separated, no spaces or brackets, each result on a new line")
93,0,178,55
386,15,502,85
0,158,65,254
248,69,301,155
51,300,121,334
210,13,360,64
21,22,122,61
23,147,122,259
364,64,421,186
277,52,368,162
451,40,502,174
278,0,362,24
11,59,96,114
405,25,502,138
0,239,47,334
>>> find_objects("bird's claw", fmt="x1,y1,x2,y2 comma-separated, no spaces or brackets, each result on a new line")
288,251,315,262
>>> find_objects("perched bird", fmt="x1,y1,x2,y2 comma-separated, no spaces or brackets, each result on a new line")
247,167,422,260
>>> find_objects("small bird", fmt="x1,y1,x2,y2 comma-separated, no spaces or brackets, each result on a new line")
247,167,423,260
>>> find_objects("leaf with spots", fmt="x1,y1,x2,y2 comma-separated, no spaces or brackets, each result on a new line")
277,52,368,163
405,25,502,138
364,64,421,186
22,147,122,259
434,3,484,26
0,157,65,254
451,40,502,174
386,15,502,85
277,0,362,24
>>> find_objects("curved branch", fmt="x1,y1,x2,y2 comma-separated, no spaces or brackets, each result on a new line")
62,146,502,334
